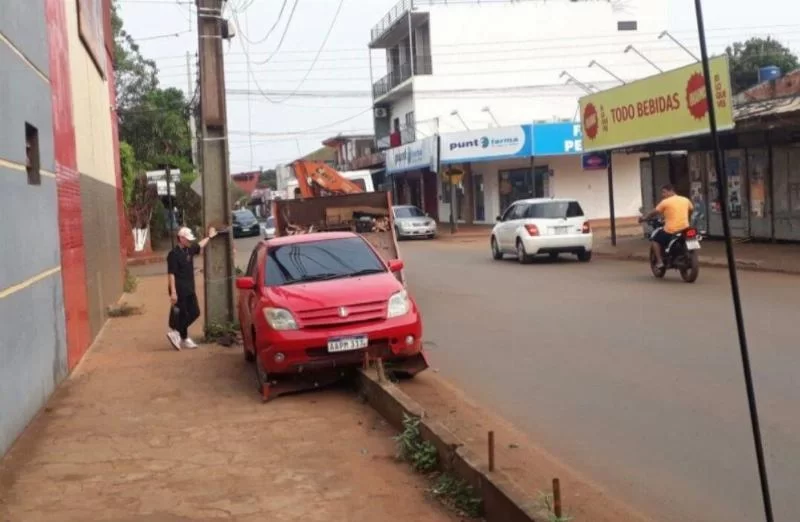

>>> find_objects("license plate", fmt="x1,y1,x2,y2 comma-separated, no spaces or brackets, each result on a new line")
327,335,368,353
552,227,568,235
686,239,700,250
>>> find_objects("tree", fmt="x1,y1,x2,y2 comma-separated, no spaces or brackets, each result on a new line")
259,169,277,189
725,37,800,93
111,1,158,119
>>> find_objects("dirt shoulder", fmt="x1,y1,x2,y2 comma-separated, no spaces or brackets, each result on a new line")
0,276,457,522
398,373,656,522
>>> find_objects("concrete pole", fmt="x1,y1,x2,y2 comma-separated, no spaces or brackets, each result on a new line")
196,0,235,327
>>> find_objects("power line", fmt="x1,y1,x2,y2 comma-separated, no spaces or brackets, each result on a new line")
251,0,301,65
265,0,345,104
230,0,290,46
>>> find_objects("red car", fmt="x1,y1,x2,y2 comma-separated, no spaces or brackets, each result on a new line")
236,231,428,400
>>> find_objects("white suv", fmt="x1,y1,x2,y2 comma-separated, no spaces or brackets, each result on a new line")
490,198,593,263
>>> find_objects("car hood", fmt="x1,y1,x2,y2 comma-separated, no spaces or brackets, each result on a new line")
266,273,402,312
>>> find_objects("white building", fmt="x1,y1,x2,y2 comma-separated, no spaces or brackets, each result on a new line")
368,0,698,224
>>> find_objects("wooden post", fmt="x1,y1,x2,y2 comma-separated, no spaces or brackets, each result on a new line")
552,478,562,518
488,431,495,472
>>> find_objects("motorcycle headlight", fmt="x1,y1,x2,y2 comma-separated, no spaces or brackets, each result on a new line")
387,290,410,318
263,307,298,330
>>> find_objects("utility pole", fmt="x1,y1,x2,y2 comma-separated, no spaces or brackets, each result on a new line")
196,0,235,327
186,51,198,168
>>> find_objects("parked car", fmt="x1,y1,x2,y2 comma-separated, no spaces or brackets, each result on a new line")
262,215,276,239
236,232,428,400
490,198,593,263
232,209,260,238
393,205,437,239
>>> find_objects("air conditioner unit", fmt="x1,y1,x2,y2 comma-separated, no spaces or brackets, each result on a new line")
374,107,388,118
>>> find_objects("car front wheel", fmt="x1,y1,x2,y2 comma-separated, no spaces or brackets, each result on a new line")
491,236,503,260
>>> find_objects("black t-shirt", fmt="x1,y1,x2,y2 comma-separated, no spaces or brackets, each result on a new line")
167,244,201,296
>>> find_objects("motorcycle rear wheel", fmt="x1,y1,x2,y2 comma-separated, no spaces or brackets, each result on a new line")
679,251,700,283
649,250,666,278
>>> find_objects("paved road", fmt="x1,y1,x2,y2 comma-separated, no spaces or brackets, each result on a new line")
399,240,798,522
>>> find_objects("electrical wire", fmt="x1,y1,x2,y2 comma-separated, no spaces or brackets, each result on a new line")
262,0,346,104
231,0,290,46
250,0,301,65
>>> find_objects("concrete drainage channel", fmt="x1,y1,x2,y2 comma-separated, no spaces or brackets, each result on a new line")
356,369,542,522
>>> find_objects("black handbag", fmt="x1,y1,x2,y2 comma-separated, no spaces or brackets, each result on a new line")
168,305,181,330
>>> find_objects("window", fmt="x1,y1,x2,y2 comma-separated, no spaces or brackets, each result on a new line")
265,237,386,287
501,204,518,222
25,123,40,186
405,111,416,142
394,206,425,218
246,248,260,278
617,21,638,31
525,201,584,219
266,216,275,227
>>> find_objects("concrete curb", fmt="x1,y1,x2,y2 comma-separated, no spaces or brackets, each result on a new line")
592,250,798,276
357,369,541,522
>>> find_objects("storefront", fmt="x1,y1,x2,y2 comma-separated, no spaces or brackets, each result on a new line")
385,136,440,221
435,122,644,225
439,125,535,224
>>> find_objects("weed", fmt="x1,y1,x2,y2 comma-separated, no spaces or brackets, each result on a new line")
394,414,438,473
235,266,244,276
536,491,573,522
107,303,142,318
123,268,138,293
204,321,240,346
430,473,483,518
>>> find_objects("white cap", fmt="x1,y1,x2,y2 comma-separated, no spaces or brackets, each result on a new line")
177,227,196,241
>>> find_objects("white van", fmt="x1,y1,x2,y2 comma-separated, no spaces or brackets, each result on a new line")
286,169,375,199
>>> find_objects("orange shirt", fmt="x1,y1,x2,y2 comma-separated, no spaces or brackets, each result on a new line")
656,195,694,234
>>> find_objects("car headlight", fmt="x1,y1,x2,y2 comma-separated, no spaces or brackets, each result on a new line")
263,307,298,330
428,220,437,228
399,222,410,229
387,290,410,318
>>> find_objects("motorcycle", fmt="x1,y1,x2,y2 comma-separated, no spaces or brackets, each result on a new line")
644,217,702,283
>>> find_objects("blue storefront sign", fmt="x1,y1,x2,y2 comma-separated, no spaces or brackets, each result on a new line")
530,122,584,156
385,136,438,175
582,151,609,170
440,125,532,165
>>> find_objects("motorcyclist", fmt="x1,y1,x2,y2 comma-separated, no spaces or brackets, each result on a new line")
638,184,694,269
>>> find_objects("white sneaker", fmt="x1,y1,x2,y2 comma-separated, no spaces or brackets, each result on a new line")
182,338,199,350
167,331,181,351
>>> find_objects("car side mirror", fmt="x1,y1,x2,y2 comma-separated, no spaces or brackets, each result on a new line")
388,259,404,273
236,276,255,290
496,215,502,222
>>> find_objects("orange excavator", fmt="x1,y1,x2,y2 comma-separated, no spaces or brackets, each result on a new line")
291,160,364,198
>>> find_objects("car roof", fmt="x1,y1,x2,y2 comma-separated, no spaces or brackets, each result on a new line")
513,198,580,205
264,231,358,247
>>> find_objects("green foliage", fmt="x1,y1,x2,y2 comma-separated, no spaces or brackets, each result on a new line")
107,303,142,318
204,322,241,346
119,141,138,208
123,268,138,293
259,169,277,189
725,37,800,93
175,181,202,231
394,414,438,473
430,474,483,518
149,198,167,243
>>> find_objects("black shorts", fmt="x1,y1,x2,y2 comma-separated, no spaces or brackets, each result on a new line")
650,228,674,249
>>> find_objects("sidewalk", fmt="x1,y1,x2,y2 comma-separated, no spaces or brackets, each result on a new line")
594,236,800,275
0,276,456,522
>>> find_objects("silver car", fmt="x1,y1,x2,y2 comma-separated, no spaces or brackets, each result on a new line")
262,216,276,239
393,205,437,240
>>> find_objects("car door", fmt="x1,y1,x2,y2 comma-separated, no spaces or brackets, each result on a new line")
239,246,262,351
498,204,524,249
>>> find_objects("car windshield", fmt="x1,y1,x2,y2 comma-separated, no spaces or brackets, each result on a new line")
394,207,425,218
265,216,275,227
234,210,256,221
526,201,584,219
265,237,386,286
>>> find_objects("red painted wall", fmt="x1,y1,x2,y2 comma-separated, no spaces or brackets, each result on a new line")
45,0,91,369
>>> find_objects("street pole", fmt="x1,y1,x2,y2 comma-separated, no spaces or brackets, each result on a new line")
693,2,774,521
166,164,175,249
197,0,235,327
186,51,198,168
606,152,616,246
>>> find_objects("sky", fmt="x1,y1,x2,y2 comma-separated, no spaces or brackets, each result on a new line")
116,0,800,174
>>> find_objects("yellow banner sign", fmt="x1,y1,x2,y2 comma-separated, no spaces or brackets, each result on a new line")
579,56,734,152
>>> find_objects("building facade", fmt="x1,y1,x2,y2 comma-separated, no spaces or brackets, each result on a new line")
368,0,688,223
0,0,124,456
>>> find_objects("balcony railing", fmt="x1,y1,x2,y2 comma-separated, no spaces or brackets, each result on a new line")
375,126,417,150
372,56,432,99
371,0,414,43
